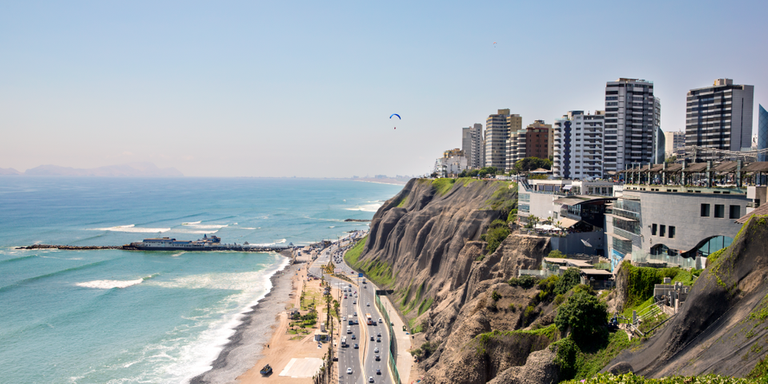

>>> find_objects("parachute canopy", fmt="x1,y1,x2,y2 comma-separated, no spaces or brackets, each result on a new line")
389,114,401,120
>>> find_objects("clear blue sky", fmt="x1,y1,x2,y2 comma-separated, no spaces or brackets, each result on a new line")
2,0,766,177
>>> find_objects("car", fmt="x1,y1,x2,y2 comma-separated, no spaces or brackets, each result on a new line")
353,301,356,305
354,343,359,349
377,337,381,342
376,368,381,375
369,376,374,383
366,302,370,306
374,347,379,353
378,318,382,323
375,354,380,361
351,334,356,339
347,368,353,374
354,312,357,316
371,336,375,341
377,333,381,337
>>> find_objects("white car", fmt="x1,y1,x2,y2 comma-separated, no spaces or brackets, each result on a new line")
374,347,379,353
369,376,374,383
347,368,353,374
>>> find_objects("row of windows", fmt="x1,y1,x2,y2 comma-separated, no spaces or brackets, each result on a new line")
701,204,740,219
651,224,676,238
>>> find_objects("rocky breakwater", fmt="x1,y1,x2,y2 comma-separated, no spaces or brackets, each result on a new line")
351,178,559,383
17,244,135,250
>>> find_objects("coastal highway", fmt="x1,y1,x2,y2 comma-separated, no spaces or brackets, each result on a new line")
309,241,392,384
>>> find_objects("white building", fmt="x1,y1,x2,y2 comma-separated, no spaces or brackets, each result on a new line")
664,131,685,157
434,149,468,177
685,78,754,161
552,111,605,180
604,78,658,173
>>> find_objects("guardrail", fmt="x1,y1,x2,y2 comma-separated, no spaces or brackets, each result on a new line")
375,291,402,384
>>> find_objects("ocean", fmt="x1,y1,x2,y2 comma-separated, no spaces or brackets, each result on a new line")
0,177,402,383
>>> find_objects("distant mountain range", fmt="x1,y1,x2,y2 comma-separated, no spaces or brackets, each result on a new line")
0,163,183,177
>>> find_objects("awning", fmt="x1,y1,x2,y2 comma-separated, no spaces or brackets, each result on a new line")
606,231,631,242
742,162,768,173
563,185,573,190
558,217,580,228
606,213,637,222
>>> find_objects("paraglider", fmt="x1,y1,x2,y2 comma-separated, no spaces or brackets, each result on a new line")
390,114,401,130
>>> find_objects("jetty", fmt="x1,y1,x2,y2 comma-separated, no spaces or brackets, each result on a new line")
16,244,294,253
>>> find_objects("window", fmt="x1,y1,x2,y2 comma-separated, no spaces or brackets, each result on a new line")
669,226,675,238
701,204,710,217
714,204,725,218
729,205,741,219
651,224,657,235
660,225,666,237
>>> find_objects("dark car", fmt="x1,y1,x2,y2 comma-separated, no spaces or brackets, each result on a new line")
375,354,380,361
376,368,381,375
354,343,359,349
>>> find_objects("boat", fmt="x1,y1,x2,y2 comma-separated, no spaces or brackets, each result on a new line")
260,364,272,375
129,234,223,251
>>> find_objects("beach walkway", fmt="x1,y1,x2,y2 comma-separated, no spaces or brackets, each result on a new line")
379,296,412,384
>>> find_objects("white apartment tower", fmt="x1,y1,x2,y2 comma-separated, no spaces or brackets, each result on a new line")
604,78,658,173
552,110,605,179
485,109,521,170
462,123,484,169
685,78,754,161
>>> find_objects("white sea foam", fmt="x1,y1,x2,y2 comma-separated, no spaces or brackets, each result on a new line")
345,202,382,212
182,221,201,225
89,224,171,233
76,278,144,289
183,223,228,229
145,254,289,383
173,229,219,235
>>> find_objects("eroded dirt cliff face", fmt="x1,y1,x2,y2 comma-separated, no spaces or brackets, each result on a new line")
358,179,556,384
608,217,768,378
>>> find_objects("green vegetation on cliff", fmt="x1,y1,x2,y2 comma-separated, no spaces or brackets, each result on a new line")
432,178,456,196
344,235,367,266
621,262,698,307
561,373,761,383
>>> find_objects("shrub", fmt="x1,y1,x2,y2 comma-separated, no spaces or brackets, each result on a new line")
485,224,510,254
555,268,582,295
554,337,581,380
555,291,608,344
548,249,566,258
491,290,501,301
509,274,537,289
537,275,561,302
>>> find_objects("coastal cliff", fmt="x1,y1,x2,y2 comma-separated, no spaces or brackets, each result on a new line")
351,178,559,383
605,216,768,378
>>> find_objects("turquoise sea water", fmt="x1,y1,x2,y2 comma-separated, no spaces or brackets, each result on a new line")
0,177,402,383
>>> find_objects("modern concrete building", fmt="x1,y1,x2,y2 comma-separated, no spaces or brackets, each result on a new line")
518,178,619,256
685,78,754,161
664,131,686,157
653,126,666,164
485,109,521,171
462,123,484,168
606,185,748,271
758,105,768,162
506,121,550,168
552,111,605,179
604,78,658,173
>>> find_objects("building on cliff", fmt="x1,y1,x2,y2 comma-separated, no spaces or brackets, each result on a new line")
552,110,605,179
434,149,468,177
506,120,552,167
604,78,658,174
606,162,758,271
462,123,484,169
518,178,618,257
485,109,521,171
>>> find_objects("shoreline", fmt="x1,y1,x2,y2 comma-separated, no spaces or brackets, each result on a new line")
189,250,295,384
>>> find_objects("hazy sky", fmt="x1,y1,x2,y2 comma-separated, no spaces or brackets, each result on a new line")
2,1,767,177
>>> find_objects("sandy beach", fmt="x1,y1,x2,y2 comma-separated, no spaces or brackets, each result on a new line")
237,251,338,384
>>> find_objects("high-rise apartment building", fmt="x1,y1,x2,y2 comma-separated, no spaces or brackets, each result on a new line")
485,109,521,170
664,131,686,157
685,79,754,161
552,111,605,179
604,78,657,172
506,120,551,167
462,123,484,169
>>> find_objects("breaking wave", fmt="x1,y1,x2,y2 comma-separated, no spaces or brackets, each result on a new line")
76,274,157,289
89,224,170,233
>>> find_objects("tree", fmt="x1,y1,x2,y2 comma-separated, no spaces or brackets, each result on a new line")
665,155,677,164
512,157,552,174
554,267,581,295
555,291,608,344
